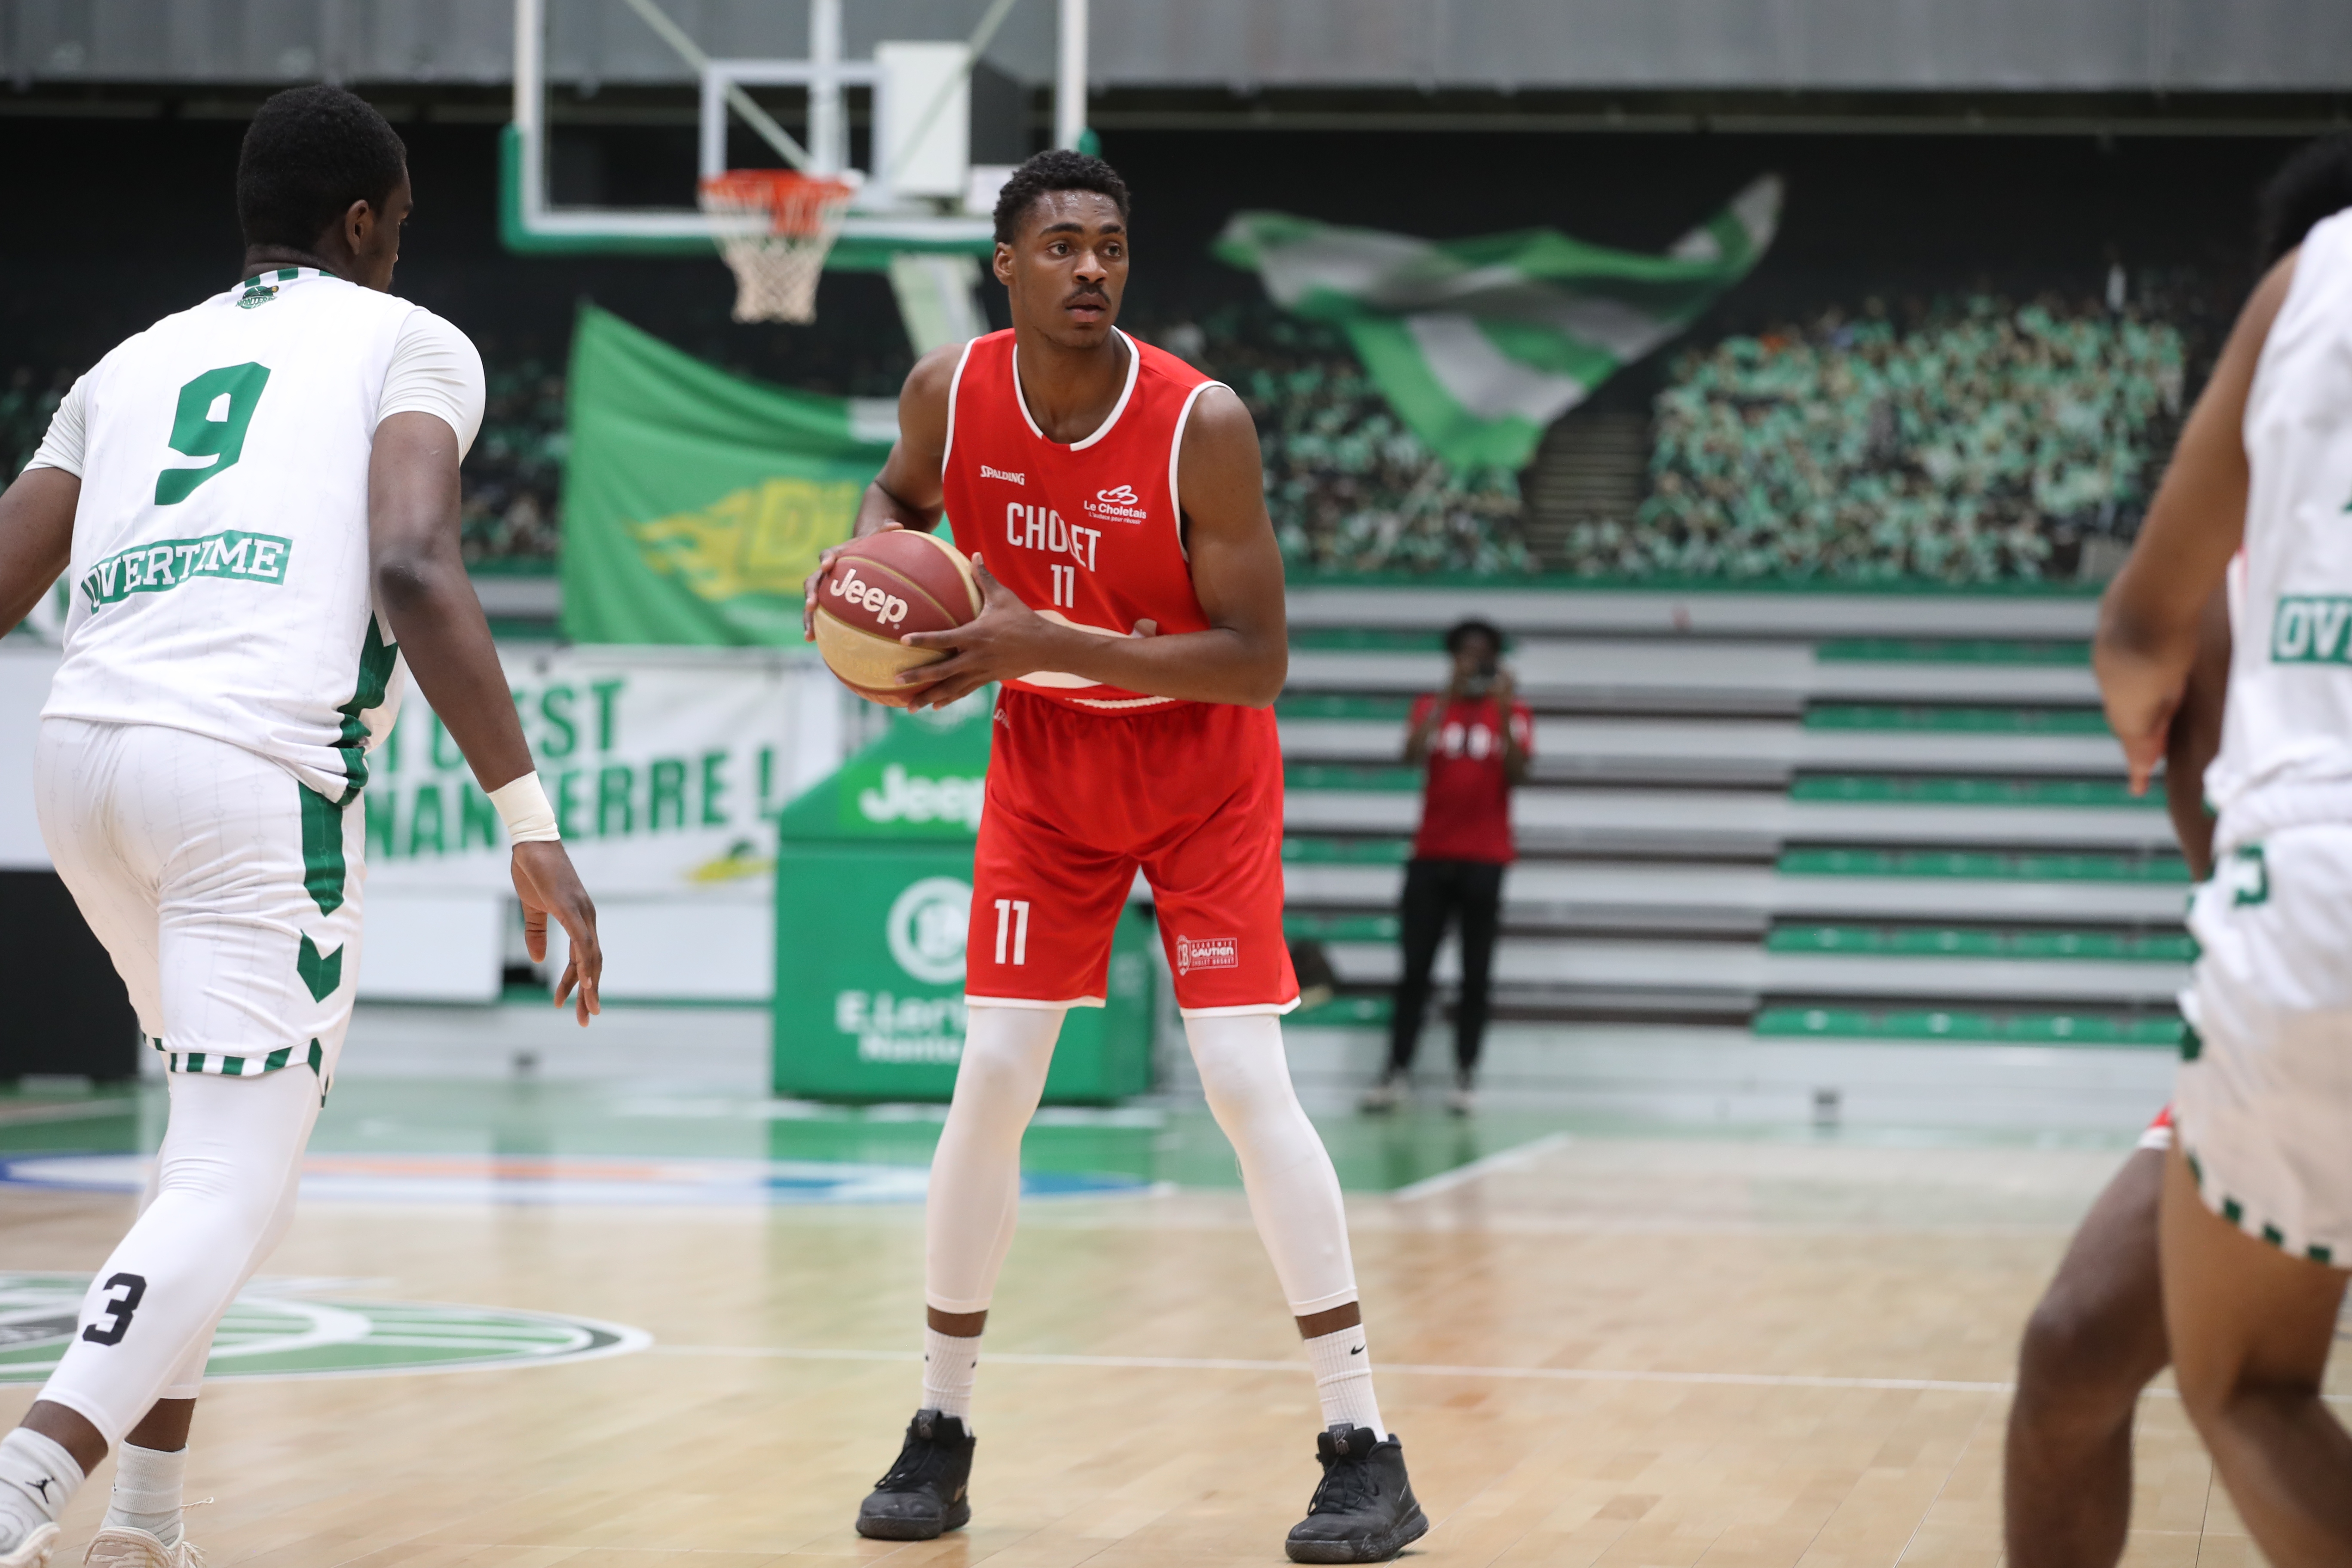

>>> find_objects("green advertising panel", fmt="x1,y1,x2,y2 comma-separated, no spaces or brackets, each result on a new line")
773,696,1155,1103
559,305,898,646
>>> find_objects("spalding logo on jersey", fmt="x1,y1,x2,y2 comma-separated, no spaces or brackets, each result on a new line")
1087,484,1148,523
826,565,910,628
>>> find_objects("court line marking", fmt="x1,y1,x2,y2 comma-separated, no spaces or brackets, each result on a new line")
649,1344,2352,1403
652,1343,2010,1393
1390,1133,1574,1200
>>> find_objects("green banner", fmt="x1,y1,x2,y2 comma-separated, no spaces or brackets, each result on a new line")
558,305,899,644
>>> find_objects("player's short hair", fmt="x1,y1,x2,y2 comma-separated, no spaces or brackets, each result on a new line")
2256,133,2352,267
1443,619,1505,656
992,149,1131,245
236,85,408,253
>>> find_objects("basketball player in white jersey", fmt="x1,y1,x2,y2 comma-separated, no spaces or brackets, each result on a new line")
2006,137,2352,1568
0,86,603,1568
2096,175,2352,1553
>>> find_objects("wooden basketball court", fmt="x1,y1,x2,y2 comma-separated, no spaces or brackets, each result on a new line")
3,1084,2320,1568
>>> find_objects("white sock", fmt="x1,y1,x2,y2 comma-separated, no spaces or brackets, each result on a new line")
0,1428,84,1550
922,1328,980,1423
103,1442,188,1547
1304,1326,1386,1438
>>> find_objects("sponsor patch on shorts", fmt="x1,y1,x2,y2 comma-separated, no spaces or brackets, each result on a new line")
1175,934,1239,974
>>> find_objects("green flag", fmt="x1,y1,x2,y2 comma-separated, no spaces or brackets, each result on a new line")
559,305,898,644
1214,176,1781,470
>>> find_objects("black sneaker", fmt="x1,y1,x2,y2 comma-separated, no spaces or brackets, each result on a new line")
854,1411,976,1540
1284,1425,1429,1562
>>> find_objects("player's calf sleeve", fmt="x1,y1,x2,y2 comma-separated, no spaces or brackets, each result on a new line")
0,1428,82,1551
36,1067,320,1446
1184,1014,1360,1314
924,1005,1064,1316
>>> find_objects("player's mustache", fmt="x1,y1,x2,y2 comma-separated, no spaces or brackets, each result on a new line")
1062,287,1109,308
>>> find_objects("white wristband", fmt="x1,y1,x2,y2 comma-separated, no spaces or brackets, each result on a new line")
488,772,561,843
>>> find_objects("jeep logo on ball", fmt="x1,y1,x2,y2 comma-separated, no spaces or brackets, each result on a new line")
827,565,910,627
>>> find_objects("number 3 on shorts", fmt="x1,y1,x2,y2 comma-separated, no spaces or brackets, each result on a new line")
81,1271,148,1346
156,362,271,505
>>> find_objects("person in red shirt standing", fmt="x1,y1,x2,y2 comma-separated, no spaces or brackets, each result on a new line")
1362,619,1531,1115
802,150,1425,1564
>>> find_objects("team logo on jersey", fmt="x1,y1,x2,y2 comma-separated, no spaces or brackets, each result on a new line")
236,283,279,309
80,530,292,610
980,465,1026,485
2272,595,2352,665
1087,484,1148,523
1174,934,1240,974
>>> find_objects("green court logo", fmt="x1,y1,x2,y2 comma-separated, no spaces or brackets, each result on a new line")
0,1274,646,1384
2271,595,2352,664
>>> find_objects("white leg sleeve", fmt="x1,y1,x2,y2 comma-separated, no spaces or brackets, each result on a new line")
153,1153,302,1405
924,1006,1064,1314
37,1067,321,1446
1185,1014,1360,1315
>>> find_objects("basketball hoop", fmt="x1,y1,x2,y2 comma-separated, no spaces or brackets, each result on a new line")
698,169,857,325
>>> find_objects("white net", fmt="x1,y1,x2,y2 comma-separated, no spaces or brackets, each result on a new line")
698,172,855,325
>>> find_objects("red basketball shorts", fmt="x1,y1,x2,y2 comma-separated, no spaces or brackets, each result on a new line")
965,689,1299,1017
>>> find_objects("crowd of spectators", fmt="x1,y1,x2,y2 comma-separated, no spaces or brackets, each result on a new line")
1577,291,2192,582
457,356,567,568
1194,303,1537,577
4,286,2202,585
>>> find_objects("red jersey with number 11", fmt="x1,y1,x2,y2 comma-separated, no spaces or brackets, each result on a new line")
939,328,1221,712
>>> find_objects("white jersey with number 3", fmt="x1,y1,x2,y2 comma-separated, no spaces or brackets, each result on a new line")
37,268,477,802
2204,211,2352,853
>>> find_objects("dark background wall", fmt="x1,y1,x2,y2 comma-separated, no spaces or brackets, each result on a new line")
0,110,2305,398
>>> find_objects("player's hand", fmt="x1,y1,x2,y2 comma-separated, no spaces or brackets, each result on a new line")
1490,666,1516,707
512,840,602,1026
896,555,1065,709
2109,694,2179,797
803,520,904,640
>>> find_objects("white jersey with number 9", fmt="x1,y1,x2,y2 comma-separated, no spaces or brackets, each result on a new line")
34,267,481,803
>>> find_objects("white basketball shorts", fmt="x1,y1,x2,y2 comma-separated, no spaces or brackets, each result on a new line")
35,718,363,1087
2177,824,2352,1267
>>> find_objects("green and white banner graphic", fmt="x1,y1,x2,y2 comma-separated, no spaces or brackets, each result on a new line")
364,645,827,899
1214,175,1782,470
560,305,897,646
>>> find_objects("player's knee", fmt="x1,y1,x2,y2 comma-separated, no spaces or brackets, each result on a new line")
2014,1286,2159,1421
953,1033,1052,1105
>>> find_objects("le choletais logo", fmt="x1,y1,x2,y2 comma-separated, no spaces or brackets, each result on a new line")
1087,484,1148,523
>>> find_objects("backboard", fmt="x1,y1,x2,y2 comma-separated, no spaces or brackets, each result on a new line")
502,0,1088,270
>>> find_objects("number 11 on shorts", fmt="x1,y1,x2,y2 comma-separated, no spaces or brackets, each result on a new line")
994,898,1030,965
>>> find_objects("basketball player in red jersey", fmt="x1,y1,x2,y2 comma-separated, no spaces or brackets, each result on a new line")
802,150,1426,1563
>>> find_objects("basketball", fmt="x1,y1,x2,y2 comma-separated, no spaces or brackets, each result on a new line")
811,529,983,706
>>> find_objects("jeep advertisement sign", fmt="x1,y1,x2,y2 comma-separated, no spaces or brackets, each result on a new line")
771,696,1154,1103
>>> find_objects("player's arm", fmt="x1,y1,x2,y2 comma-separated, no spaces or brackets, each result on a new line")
0,467,77,636
2096,253,2293,793
801,346,957,638
2163,584,2233,879
899,386,1289,708
369,411,602,1025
